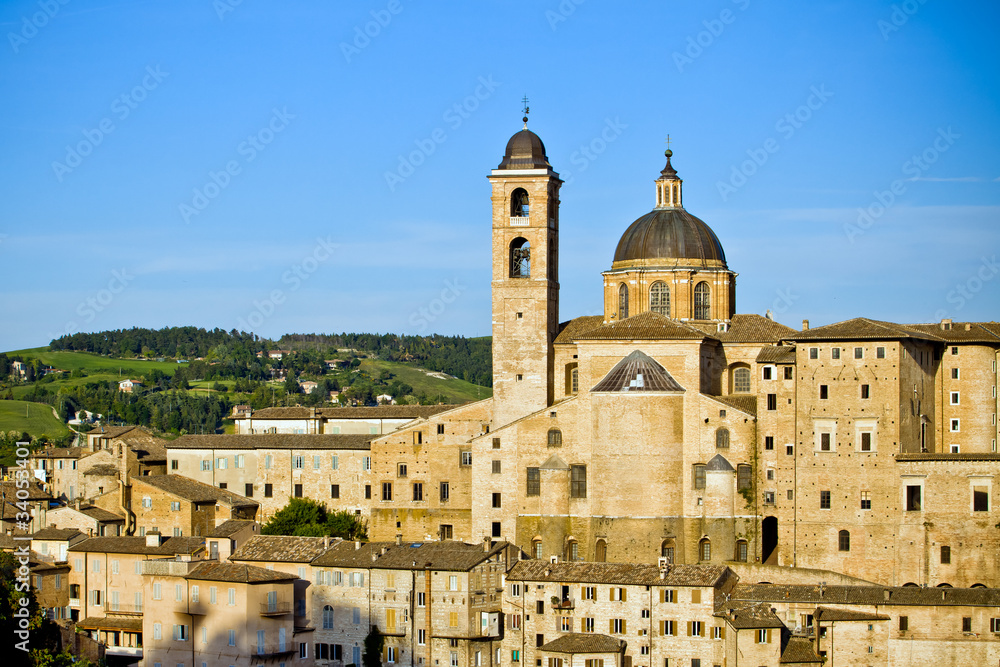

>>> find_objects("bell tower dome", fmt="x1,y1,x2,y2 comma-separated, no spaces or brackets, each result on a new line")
488,108,561,427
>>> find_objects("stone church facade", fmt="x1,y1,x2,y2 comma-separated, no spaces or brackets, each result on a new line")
369,122,1000,589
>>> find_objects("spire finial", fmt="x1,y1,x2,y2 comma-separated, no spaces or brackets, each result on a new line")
521,95,530,129
664,134,672,158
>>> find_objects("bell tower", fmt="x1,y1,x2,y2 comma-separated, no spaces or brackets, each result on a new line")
488,108,561,428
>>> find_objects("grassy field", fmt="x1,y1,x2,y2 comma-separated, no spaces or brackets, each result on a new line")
0,400,71,438
360,360,491,404
6,348,180,376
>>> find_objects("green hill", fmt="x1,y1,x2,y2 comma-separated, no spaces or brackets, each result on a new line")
0,400,71,439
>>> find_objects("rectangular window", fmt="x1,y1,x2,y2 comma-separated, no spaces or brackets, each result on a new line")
330,455,339,470
764,436,774,450
235,454,244,468
763,366,773,380
784,366,793,380
693,464,706,489
906,485,922,511
610,619,625,634
659,619,675,636
363,456,371,471
440,525,453,540
767,394,777,411
245,483,253,498
460,451,472,466
397,463,407,478
855,347,864,359
860,491,871,510
201,460,211,471
820,490,831,509
610,587,627,601
382,482,393,501
819,385,828,399
583,586,595,600
689,621,702,637
174,624,188,641
527,468,540,496
737,464,752,491
153,623,161,640
756,628,770,643
952,367,959,379
413,483,423,501
831,348,840,360
570,465,587,498
951,391,960,405
951,419,960,432
820,433,831,451
876,346,885,358
861,432,872,452
809,347,818,359
330,484,340,499
861,384,870,399
492,460,501,474
365,485,371,499
941,545,951,564
492,492,501,508
413,431,423,445
292,455,304,469
228,588,235,605
963,617,972,633
418,629,426,645
294,484,303,498
952,346,959,355
440,482,450,502
973,486,989,512
313,455,321,470
209,587,216,604
264,484,273,498
990,618,1000,633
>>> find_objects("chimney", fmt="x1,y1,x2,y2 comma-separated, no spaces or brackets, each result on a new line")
146,530,162,548
396,534,403,546
484,537,491,552
965,323,972,331
74,498,82,511
883,590,890,601
355,541,361,550
323,536,330,548
802,319,810,331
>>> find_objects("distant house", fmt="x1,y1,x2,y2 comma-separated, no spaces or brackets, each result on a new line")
325,359,345,369
376,393,395,405
231,404,252,418
11,360,26,378
118,379,142,393
268,350,291,360
300,381,319,394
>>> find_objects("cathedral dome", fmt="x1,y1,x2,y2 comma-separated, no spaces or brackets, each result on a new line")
498,128,551,170
611,150,727,270
612,207,727,269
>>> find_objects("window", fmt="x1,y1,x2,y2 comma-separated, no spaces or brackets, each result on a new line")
899,615,908,632
492,492,501,508
650,281,670,316
547,429,562,446
511,583,521,597
142,497,151,509
906,485,921,511
292,455,304,470
861,384,870,399
363,456,371,471
510,238,530,278
583,586,596,599
582,617,595,633
491,460,501,475
660,619,675,636
209,586,216,604
951,419,960,432
322,606,334,629
413,432,422,445
618,283,629,320
767,393,777,411
610,587,627,601
439,525,453,540
820,490,831,509
440,482,450,502
756,628,771,643
413,483,423,501
610,618,626,634
963,617,972,633
330,484,340,499
264,454,272,469
527,468,540,496
820,433,831,451
855,347,864,359
228,588,236,605
595,539,607,562
176,583,183,601
560,617,572,632
382,482,393,501
492,521,502,537
877,346,886,358
952,367,960,379
973,486,989,512
201,460,211,471
951,391,960,405
831,348,840,360
860,491,871,510
990,618,1000,633
153,623,161,640
436,423,445,435
784,366,793,379
736,540,748,562
245,483,254,498
809,347,818,359
694,282,710,319
941,546,951,564
733,368,751,393
693,464,706,489
174,624,188,641
532,540,543,559
264,484,273,498
460,451,472,466
765,436,774,450
294,484,303,498
952,346,959,355
330,454,339,470
690,621,703,637
764,491,775,504
763,366,773,380
861,431,872,452
737,464,752,491
512,651,520,663
570,465,587,498
493,437,501,449
766,469,775,480
396,463,408,478
838,530,850,552
699,539,711,561
819,385,828,399
716,428,730,449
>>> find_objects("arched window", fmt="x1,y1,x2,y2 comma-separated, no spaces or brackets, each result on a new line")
716,428,730,449
618,283,629,320
323,605,334,629
510,238,530,278
650,281,670,316
838,530,850,552
565,363,579,395
566,540,579,562
699,538,711,562
660,539,675,563
735,540,748,562
511,188,530,218
532,539,543,559
595,539,607,562
733,367,751,393
547,429,562,446
694,281,711,320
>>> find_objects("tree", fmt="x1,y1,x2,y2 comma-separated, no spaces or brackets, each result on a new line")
362,625,384,667
261,498,367,539
0,551,43,666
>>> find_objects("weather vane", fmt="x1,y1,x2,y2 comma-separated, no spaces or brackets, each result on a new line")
522,96,530,128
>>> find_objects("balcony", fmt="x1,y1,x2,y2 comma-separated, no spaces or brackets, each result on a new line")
104,602,143,616
69,597,80,609
105,646,143,658
509,216,529,227
249,643,296,658
260,601,293,616
551,599,575,611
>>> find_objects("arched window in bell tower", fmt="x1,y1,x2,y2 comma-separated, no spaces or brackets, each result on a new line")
510,238,530,278
650,281,670,316
511,188,530,218
694,281,711,320
618,283,629,320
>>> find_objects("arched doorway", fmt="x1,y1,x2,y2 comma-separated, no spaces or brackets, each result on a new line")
762,516,778,564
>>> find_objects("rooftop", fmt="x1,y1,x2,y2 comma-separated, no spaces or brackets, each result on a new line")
185,561,297,584
133,475,258,508
731,583,1000,607
231,535,331,563
507,561,730,587
168,433,375,451
245,405,453,420
540,633,625,655
207,519,258,538
69,535,205,555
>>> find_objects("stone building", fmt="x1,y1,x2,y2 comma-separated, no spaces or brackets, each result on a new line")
365,121,1000,589
130,474,259,538
234,405,451,435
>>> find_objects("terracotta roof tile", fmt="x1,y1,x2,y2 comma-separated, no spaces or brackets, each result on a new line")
779,636,824,664
31,527,86,541
168,434,374,450
231,535,331,563
895,452,1000,462
718,314,798,343
207,519,258,538
720,602,785,628
814,606,889,622
904,322,1000,343
69,535,205,555
78,616,143,632
574,312,710,341
83,464,119,476
731,583,1000,607
247,405,453,420
185,561,297,583
786,318,941,342
79,505,124,522
134,475,258,508
756,345,797,364
554,316,606,345
507,561,729,587
540,634,625,654
709,394,757,416
30,447,86,459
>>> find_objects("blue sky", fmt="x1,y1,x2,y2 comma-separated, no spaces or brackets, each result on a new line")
1,0,998,351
